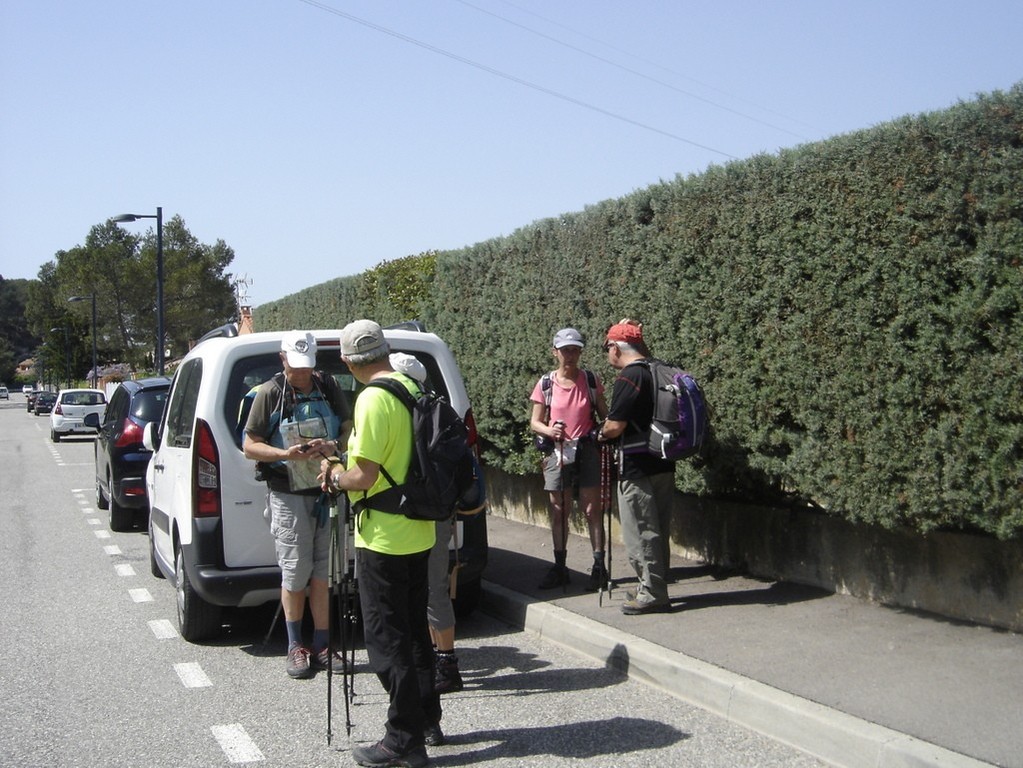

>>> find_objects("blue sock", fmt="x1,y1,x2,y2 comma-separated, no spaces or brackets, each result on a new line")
312,629,329,652
286,620,303,649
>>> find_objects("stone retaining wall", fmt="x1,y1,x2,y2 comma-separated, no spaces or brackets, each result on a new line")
485,467,1023,632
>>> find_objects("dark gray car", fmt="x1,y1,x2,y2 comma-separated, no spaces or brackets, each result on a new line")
86,377,170,531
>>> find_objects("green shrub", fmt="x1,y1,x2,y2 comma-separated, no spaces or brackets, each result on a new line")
258,84,1023,539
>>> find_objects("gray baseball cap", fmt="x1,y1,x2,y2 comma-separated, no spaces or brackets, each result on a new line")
340,319,388,357
553,327,584,349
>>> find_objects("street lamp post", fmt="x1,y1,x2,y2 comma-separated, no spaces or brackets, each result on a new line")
113,207,164,375
49,326,70,389
68,294,98,388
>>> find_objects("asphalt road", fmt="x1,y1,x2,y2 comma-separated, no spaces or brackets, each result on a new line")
0,399,825,767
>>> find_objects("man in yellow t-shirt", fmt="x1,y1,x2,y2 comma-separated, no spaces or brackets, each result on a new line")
321,320,439,768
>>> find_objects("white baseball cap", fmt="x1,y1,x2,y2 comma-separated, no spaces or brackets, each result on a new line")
281,331,317,369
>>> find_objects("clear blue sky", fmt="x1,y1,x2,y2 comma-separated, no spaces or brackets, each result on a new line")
2,0,1020,307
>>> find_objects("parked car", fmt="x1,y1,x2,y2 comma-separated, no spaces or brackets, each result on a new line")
144,324,488,641
0,386,8,400
50,388,106,442
26,390,40,411
23,384,34,395
33,392,57,416
85,377,171,531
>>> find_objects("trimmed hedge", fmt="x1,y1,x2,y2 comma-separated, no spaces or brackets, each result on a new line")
257,84,1023,539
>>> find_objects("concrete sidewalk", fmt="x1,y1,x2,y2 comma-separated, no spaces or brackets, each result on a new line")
478,514,1022,768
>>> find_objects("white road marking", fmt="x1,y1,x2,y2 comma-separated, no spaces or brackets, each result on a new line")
128,588,153,603
211,723,265,763
174,662,213,689
115,563,136,577
94,530,111,540
148,619,178,640
87,518,100,526
104,545,122,555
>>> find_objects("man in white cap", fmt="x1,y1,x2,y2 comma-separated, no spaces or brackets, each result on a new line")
391,352,464,698
243,331,351,678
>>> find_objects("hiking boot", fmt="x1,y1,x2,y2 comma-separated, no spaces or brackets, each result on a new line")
311,647,349,674
585,563,609,592
424,721,445,747
352,741,429,768
537,564,570,589
434,652,463,694
621,598,670,615
286,645,313,679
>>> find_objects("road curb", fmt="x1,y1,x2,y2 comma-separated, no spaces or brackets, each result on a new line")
481,580,993,768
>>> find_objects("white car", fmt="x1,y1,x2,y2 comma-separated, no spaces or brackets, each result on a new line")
144,323,488,641
50,388,106,442
0,386,8,400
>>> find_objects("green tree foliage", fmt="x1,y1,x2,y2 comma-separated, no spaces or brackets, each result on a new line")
256,84,1023,539
24,216,237,375
0,276,35,382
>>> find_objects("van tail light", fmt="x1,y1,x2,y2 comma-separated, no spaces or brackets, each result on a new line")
193,418,221,518
463,408,479,449
115,418,144,448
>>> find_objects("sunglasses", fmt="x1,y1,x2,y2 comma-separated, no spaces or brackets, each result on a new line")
602,342,617,352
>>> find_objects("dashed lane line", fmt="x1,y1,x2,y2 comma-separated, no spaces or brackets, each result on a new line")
174,662,213,689
211,723,265,764
148,619,178,640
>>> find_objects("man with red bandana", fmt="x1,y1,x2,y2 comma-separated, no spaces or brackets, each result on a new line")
597,319,674,614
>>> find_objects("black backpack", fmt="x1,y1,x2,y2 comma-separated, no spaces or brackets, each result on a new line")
352,377,477,521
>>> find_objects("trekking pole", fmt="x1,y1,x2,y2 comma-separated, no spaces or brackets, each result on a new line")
326,494,356,746
554,421,569,594
327,498,337,746
598,443,611,606
339,496,356,739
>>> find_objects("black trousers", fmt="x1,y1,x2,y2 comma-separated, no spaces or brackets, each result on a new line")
356,546,441,753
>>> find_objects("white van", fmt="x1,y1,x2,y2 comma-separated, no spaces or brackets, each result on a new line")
144,324,488,641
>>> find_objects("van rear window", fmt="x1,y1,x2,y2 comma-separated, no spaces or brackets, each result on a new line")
224,347,446,448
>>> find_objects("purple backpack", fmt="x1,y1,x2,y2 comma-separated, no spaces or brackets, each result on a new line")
623,359,709,461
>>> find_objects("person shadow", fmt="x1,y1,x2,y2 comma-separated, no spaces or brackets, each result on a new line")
429,716,689,765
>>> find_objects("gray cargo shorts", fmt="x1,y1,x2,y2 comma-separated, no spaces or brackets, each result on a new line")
268,491,329,591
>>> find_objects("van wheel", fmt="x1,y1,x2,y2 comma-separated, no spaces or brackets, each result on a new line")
108,496,133,532
175,547,222,642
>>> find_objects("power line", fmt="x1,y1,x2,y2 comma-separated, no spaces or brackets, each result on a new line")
295,0,738,159
492,0,824,136
456,0,812,141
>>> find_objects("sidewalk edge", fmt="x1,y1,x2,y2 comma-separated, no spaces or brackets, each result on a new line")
480,580,993,768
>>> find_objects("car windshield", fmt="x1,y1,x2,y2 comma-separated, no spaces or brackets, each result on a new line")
131,390,169,422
